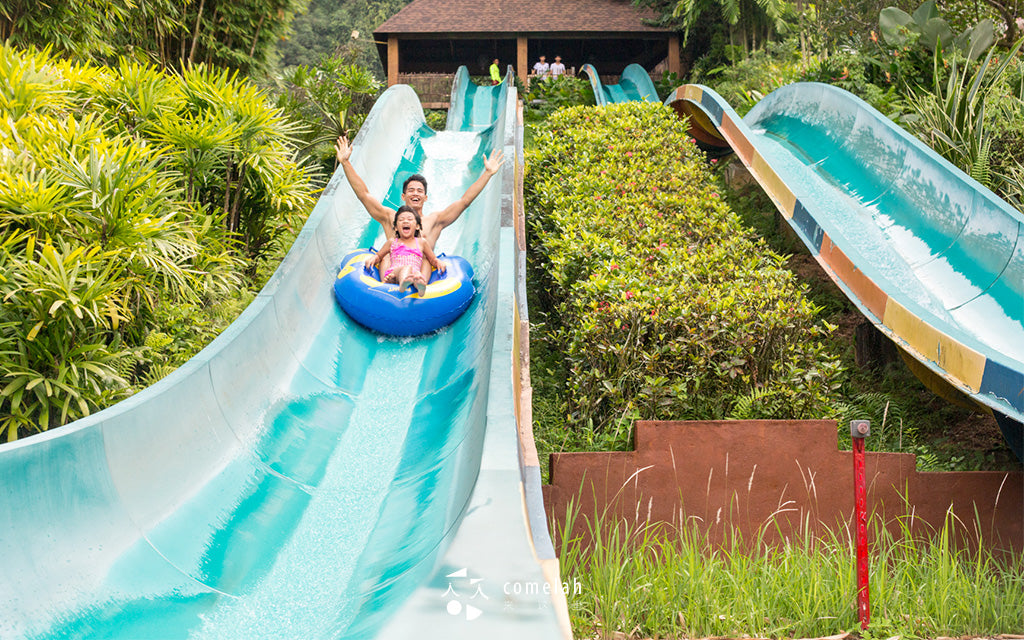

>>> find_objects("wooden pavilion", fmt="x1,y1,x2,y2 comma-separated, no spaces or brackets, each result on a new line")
373,0,679,105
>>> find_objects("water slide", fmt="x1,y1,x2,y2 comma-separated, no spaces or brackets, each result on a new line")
0,67,566,639
665,82,1024,459
581,63,659,106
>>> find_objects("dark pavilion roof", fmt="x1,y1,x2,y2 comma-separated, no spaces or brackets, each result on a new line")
374,0,671,35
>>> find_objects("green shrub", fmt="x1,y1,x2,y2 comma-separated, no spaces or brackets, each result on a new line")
524,75,595,117
424,109,448,131
691,40,819,115
526,102,842,440
270,55,381,178
0,44,317,440
799,48,903,115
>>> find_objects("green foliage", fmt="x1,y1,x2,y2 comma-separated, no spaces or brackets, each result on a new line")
271,54,382,173
879,0,996,60
0,0,132,60
0,43,317,440
872,0,1001,93
990,118,1024,207
902,38,1024,194
690,38,900,117
1,0,307,75
667,0,793,50
526,102,841,442
800,49,903,115
277,0,413,77
524,76,595,117
692,39,818,114
556,500,1024,639
424,109,448,131
156,62,317,270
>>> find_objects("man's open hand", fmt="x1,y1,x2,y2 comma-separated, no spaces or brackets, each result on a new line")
484,149,505,175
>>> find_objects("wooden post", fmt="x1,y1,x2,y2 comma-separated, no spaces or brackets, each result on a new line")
517,36,528,85
668,35,680,76
854,321,897,369
388,36,399,87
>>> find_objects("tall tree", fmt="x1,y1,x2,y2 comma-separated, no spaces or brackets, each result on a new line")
277,0,412,77
1,0,308,74
670,0,790,51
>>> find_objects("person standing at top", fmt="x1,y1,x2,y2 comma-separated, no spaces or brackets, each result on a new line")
532,55,549,79
489,59,501,85
334,135,505,271
549,55,566,77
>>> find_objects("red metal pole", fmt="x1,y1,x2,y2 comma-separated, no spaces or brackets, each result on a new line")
851,420,871,630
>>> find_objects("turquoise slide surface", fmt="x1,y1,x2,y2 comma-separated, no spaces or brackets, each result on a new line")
581,63,659,106
666,82,1023,458
0,69,563,639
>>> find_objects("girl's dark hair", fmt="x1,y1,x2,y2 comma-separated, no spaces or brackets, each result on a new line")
403,174,427,194
393,205,422,237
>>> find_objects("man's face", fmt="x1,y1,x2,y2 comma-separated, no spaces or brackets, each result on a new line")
402,180,427,211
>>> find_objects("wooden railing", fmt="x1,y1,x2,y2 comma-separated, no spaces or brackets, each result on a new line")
397,73,453,109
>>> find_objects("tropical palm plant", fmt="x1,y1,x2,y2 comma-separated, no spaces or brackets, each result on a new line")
672,0,791,53
274,57,381,156
172,63,316,266
0,234,132,440
0,44,315,439
904,38,1024,195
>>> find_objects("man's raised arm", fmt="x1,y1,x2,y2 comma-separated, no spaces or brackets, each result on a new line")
428,149,505,235
335,136,393,226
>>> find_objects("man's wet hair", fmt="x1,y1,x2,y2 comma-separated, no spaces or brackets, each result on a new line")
403,174,427,194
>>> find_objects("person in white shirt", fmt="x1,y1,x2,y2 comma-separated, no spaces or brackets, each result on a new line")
549,55,566,77
532,55,549,79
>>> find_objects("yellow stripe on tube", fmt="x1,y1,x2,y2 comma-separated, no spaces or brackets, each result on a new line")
883,298,985,393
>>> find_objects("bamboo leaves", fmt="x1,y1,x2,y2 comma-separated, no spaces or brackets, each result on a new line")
0,44,315,439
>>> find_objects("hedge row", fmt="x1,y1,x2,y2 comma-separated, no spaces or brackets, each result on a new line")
525,102,842,435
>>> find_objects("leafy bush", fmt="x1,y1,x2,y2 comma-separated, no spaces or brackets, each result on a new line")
424,109,448,131
271,55,381,177
526,102,842,440
901,39,1024,199
653,71,682,102
0,44,317,440
524,75,595,117
690,40,814,115
799,48,902,115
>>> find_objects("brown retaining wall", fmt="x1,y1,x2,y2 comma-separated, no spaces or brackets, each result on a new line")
543,420,1023,554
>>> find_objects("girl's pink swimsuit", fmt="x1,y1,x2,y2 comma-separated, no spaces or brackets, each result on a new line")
383,238,423,280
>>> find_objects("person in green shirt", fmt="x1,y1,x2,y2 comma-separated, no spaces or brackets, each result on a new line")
489,59,501,85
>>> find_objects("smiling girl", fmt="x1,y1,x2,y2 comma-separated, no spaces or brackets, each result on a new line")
365,205,445,295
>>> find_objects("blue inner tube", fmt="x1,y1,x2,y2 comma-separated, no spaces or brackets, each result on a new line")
333,248,475,336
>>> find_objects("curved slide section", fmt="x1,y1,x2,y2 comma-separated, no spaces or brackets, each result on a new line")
0,67,563,638
447,65,514,131
582,63,659,106
666,82,1024,459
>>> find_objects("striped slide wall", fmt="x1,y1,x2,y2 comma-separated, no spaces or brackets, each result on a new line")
665,83,1024,459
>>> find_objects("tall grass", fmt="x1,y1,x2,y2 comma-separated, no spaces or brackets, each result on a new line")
556,498,1024,639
